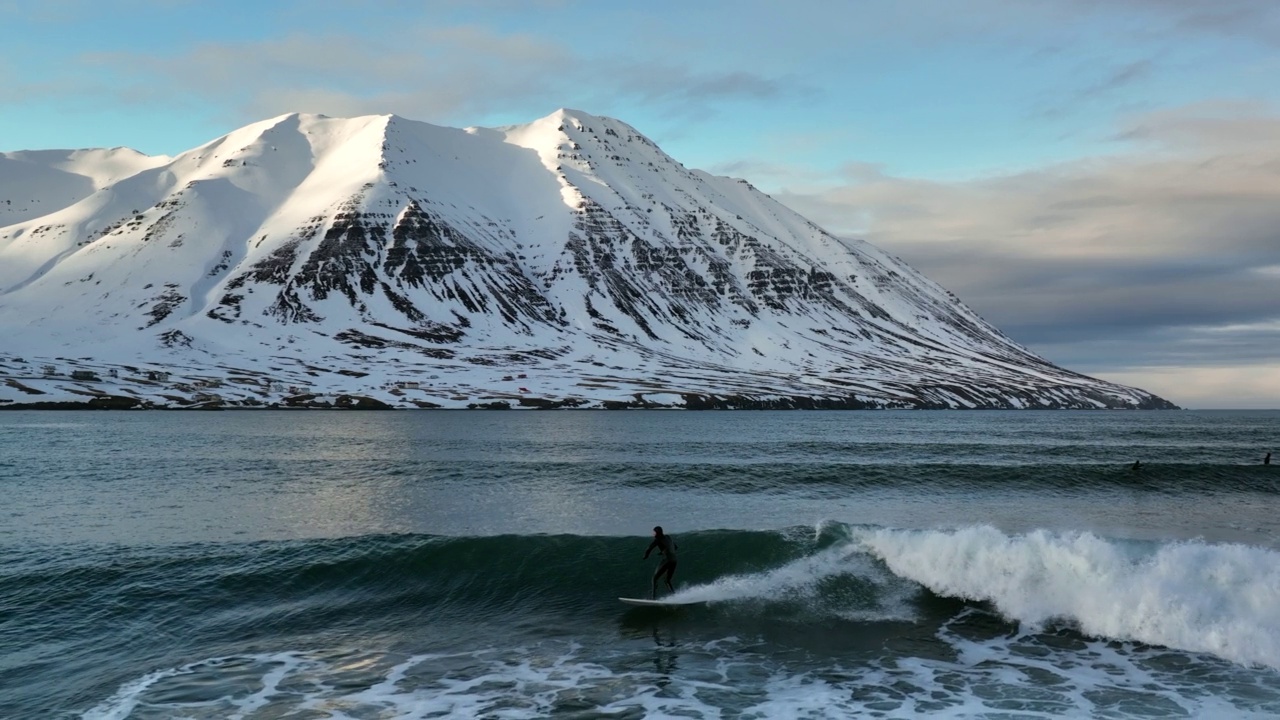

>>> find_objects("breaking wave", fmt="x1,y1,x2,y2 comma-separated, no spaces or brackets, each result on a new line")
858,525,1280,670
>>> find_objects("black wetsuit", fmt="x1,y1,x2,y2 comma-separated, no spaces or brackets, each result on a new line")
644,534,678,598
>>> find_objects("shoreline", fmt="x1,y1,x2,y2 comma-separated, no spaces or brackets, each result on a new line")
0,392,1181,411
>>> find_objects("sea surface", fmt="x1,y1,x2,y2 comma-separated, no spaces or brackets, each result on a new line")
2,409,1278,719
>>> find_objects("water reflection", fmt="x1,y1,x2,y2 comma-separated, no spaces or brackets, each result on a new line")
651,627,679,685
616,612,685,687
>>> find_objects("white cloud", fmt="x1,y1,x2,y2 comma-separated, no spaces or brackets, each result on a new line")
63,21,802,133
1101,364,1280,410
766,101,1280,407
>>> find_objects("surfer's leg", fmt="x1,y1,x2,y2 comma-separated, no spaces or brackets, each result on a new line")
651,565,662,599
662,560,677,593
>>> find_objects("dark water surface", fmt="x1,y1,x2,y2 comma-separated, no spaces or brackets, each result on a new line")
2,410,1278,718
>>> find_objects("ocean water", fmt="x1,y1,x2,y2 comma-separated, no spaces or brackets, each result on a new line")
1,409,1278,719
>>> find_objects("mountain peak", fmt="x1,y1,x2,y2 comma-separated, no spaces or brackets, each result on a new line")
546,107,602,125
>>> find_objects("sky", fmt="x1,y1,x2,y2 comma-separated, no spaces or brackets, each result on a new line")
2,0,1278,408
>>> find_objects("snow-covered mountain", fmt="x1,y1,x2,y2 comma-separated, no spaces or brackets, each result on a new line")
0,110,1175,410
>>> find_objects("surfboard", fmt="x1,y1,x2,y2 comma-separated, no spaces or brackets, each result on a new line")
618,597,700,607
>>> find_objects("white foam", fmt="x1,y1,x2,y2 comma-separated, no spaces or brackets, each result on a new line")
81,666,182,720
80,653,312,720
662,534,919,622
859,525,1280,670
79,636,1280,719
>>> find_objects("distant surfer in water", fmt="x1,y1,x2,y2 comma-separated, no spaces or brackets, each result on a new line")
1266,452,1272,466
643,526,678,599
1131,460,1142,472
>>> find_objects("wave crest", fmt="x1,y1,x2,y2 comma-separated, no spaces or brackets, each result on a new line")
859,525,1280,670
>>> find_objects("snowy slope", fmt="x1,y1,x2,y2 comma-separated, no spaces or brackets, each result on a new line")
0,110,1176,410
0,148,169,227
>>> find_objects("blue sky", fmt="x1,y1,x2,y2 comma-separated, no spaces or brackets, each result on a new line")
3,0,1279,407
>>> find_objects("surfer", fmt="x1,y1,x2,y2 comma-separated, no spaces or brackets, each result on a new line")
1266,452,1272,466
643,526,678,599
1131,460,1142,472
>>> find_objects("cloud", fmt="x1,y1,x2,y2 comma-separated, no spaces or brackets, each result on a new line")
1101,364,1280,410
1033,59,1156,121
609,66,794,107
58,21,803,132
768,101,1280,406
1114,99,1280,151
69,27,562,120
981,0,1280,47
1093,0,1280,45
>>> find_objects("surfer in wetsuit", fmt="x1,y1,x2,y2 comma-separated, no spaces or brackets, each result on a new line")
643,526,678,599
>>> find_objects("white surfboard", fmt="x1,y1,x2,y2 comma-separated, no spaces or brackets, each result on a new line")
619,597,701,607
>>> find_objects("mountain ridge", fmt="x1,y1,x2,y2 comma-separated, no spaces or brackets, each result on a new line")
0,109,1177,410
